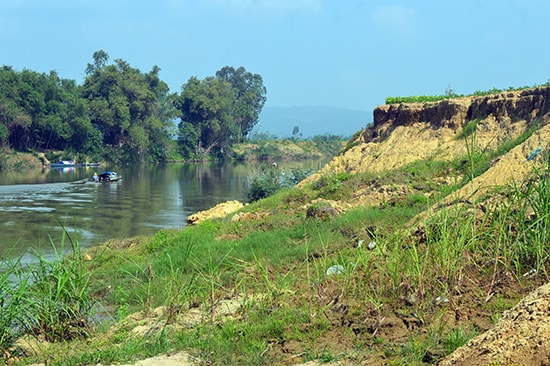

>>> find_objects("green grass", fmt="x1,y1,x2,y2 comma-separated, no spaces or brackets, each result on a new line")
0,226,95,360
385,83,549,104
0,250,34,356
5,133,550,364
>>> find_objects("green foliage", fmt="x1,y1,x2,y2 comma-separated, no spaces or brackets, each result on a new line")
176,66,266,158
246,164,313,202
386,94,458,104
0,250,34,353
81,53,178,163
385,83,544,105
247,165,286,202
215,66,267,143
30,232,94,342
442,327,478,353
248,130,278,141
0,51,181,164
0,66,94,153
0,228,96,361
19,151,550,364
455,119,479,140
312,172,351,194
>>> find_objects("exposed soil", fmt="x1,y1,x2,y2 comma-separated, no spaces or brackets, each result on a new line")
440,282,550,366
179,87,550,365
27,87,550,365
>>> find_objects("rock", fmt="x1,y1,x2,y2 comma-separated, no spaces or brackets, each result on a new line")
186,200,244,225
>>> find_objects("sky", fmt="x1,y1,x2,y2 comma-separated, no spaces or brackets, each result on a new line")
1,0,549,120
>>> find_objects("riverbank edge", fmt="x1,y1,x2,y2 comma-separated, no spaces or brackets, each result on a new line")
0,139,347,171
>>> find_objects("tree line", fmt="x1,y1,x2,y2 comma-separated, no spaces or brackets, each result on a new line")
0,50,266,164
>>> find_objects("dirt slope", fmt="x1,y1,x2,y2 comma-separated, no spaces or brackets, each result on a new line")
167,86,550,365
301,86,550,204
299,86,550,365
439,282,550,366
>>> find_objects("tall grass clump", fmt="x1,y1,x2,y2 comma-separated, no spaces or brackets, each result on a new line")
30,233,95,342
0,251,34,357
496,153,550,276
0,227,96,360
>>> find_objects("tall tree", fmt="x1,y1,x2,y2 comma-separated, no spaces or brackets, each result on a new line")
81,51,177,162
176,76,234,156
0,66,96,153
176,66,267,158
215,66,266,143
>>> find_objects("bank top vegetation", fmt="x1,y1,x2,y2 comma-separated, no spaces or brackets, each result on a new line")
385,81,550,105
0,50,272,166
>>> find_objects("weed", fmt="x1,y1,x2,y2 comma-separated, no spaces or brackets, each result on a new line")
13,126,550,365
443,326,478,353
0,250,34,356
456,119,479,140
30,231,94,342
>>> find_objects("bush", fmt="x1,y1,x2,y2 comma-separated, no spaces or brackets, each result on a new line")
247,167,282,202
246,165,313,202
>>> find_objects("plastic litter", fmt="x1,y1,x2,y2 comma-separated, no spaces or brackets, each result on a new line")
368,241,377,250
326,264,345,275
526,147,542,162
523,269,537,277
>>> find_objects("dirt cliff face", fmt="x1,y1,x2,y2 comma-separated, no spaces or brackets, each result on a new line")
301,85,550,204
300,85,550,366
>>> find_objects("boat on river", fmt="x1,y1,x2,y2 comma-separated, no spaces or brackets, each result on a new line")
50,160,102,167
69,171,121,185
97,171,121,182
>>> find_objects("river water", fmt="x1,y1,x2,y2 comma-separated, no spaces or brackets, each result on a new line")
0,160,325,259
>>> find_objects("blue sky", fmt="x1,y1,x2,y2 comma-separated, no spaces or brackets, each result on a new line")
1,0,548,117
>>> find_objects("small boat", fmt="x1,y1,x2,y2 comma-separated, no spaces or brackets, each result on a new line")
50,160,75,167
97,171,121,182
50,160,102,167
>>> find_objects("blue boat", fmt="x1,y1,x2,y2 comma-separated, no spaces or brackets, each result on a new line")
50,160,102,167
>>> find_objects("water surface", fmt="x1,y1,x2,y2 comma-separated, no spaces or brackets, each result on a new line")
0,160,325,258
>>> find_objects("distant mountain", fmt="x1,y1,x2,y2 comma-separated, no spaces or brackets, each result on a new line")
255,106,371,139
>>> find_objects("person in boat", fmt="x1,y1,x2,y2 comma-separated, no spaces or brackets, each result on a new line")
93,172,99,182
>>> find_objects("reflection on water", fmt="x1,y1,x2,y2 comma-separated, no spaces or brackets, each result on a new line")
0,160,326,258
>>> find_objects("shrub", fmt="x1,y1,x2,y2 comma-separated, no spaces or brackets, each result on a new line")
247,165,313,202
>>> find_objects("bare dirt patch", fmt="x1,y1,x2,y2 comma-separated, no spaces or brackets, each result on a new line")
440,282,550,365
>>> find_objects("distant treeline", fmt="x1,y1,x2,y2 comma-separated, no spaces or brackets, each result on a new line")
0,50,266,164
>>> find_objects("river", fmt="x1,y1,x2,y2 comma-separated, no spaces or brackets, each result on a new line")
0,160,326,259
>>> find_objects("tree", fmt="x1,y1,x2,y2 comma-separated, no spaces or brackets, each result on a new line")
177,121,198,159
81,51,177,162
215,66,266,143
0,66,96,153
176,76,234,156
292,126,301,140
85,50,109,75
176,66,267,158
